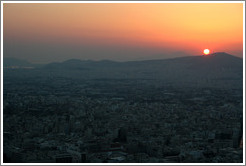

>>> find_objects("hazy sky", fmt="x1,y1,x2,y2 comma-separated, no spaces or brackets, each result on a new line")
3,3,244,63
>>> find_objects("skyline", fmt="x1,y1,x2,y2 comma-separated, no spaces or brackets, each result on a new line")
3,2,244,63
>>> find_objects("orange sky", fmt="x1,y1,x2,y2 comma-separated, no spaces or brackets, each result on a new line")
3,3,244,62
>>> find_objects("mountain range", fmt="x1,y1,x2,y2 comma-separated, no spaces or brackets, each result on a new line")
42,52,242,70
4,52,242,70
3,52,243,89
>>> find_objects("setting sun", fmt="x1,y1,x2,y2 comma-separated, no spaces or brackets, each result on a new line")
3,3,243,62
203,49,210,55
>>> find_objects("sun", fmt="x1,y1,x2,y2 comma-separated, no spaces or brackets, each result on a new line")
203,49,210,55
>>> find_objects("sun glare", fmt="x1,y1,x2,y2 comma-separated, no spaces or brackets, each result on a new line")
203,49,210,55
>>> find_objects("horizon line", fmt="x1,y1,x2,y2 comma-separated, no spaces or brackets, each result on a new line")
3,52,242,65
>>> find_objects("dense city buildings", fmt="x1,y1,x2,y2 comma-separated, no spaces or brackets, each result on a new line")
3,53,243,163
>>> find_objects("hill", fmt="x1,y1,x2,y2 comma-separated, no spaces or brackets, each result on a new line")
3,52,243,89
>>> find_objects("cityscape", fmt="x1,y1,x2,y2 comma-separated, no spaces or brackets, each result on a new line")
2,2,244,164
3,52,243,163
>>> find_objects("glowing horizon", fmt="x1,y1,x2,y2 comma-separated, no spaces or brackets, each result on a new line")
3,2,244,63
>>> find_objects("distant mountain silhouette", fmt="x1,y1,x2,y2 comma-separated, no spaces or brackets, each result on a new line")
43,52,242,71
158,52,242,71
44,59,120,70
4,52,243,89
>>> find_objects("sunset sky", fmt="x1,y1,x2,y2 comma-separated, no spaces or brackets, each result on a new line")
3,3,244,63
